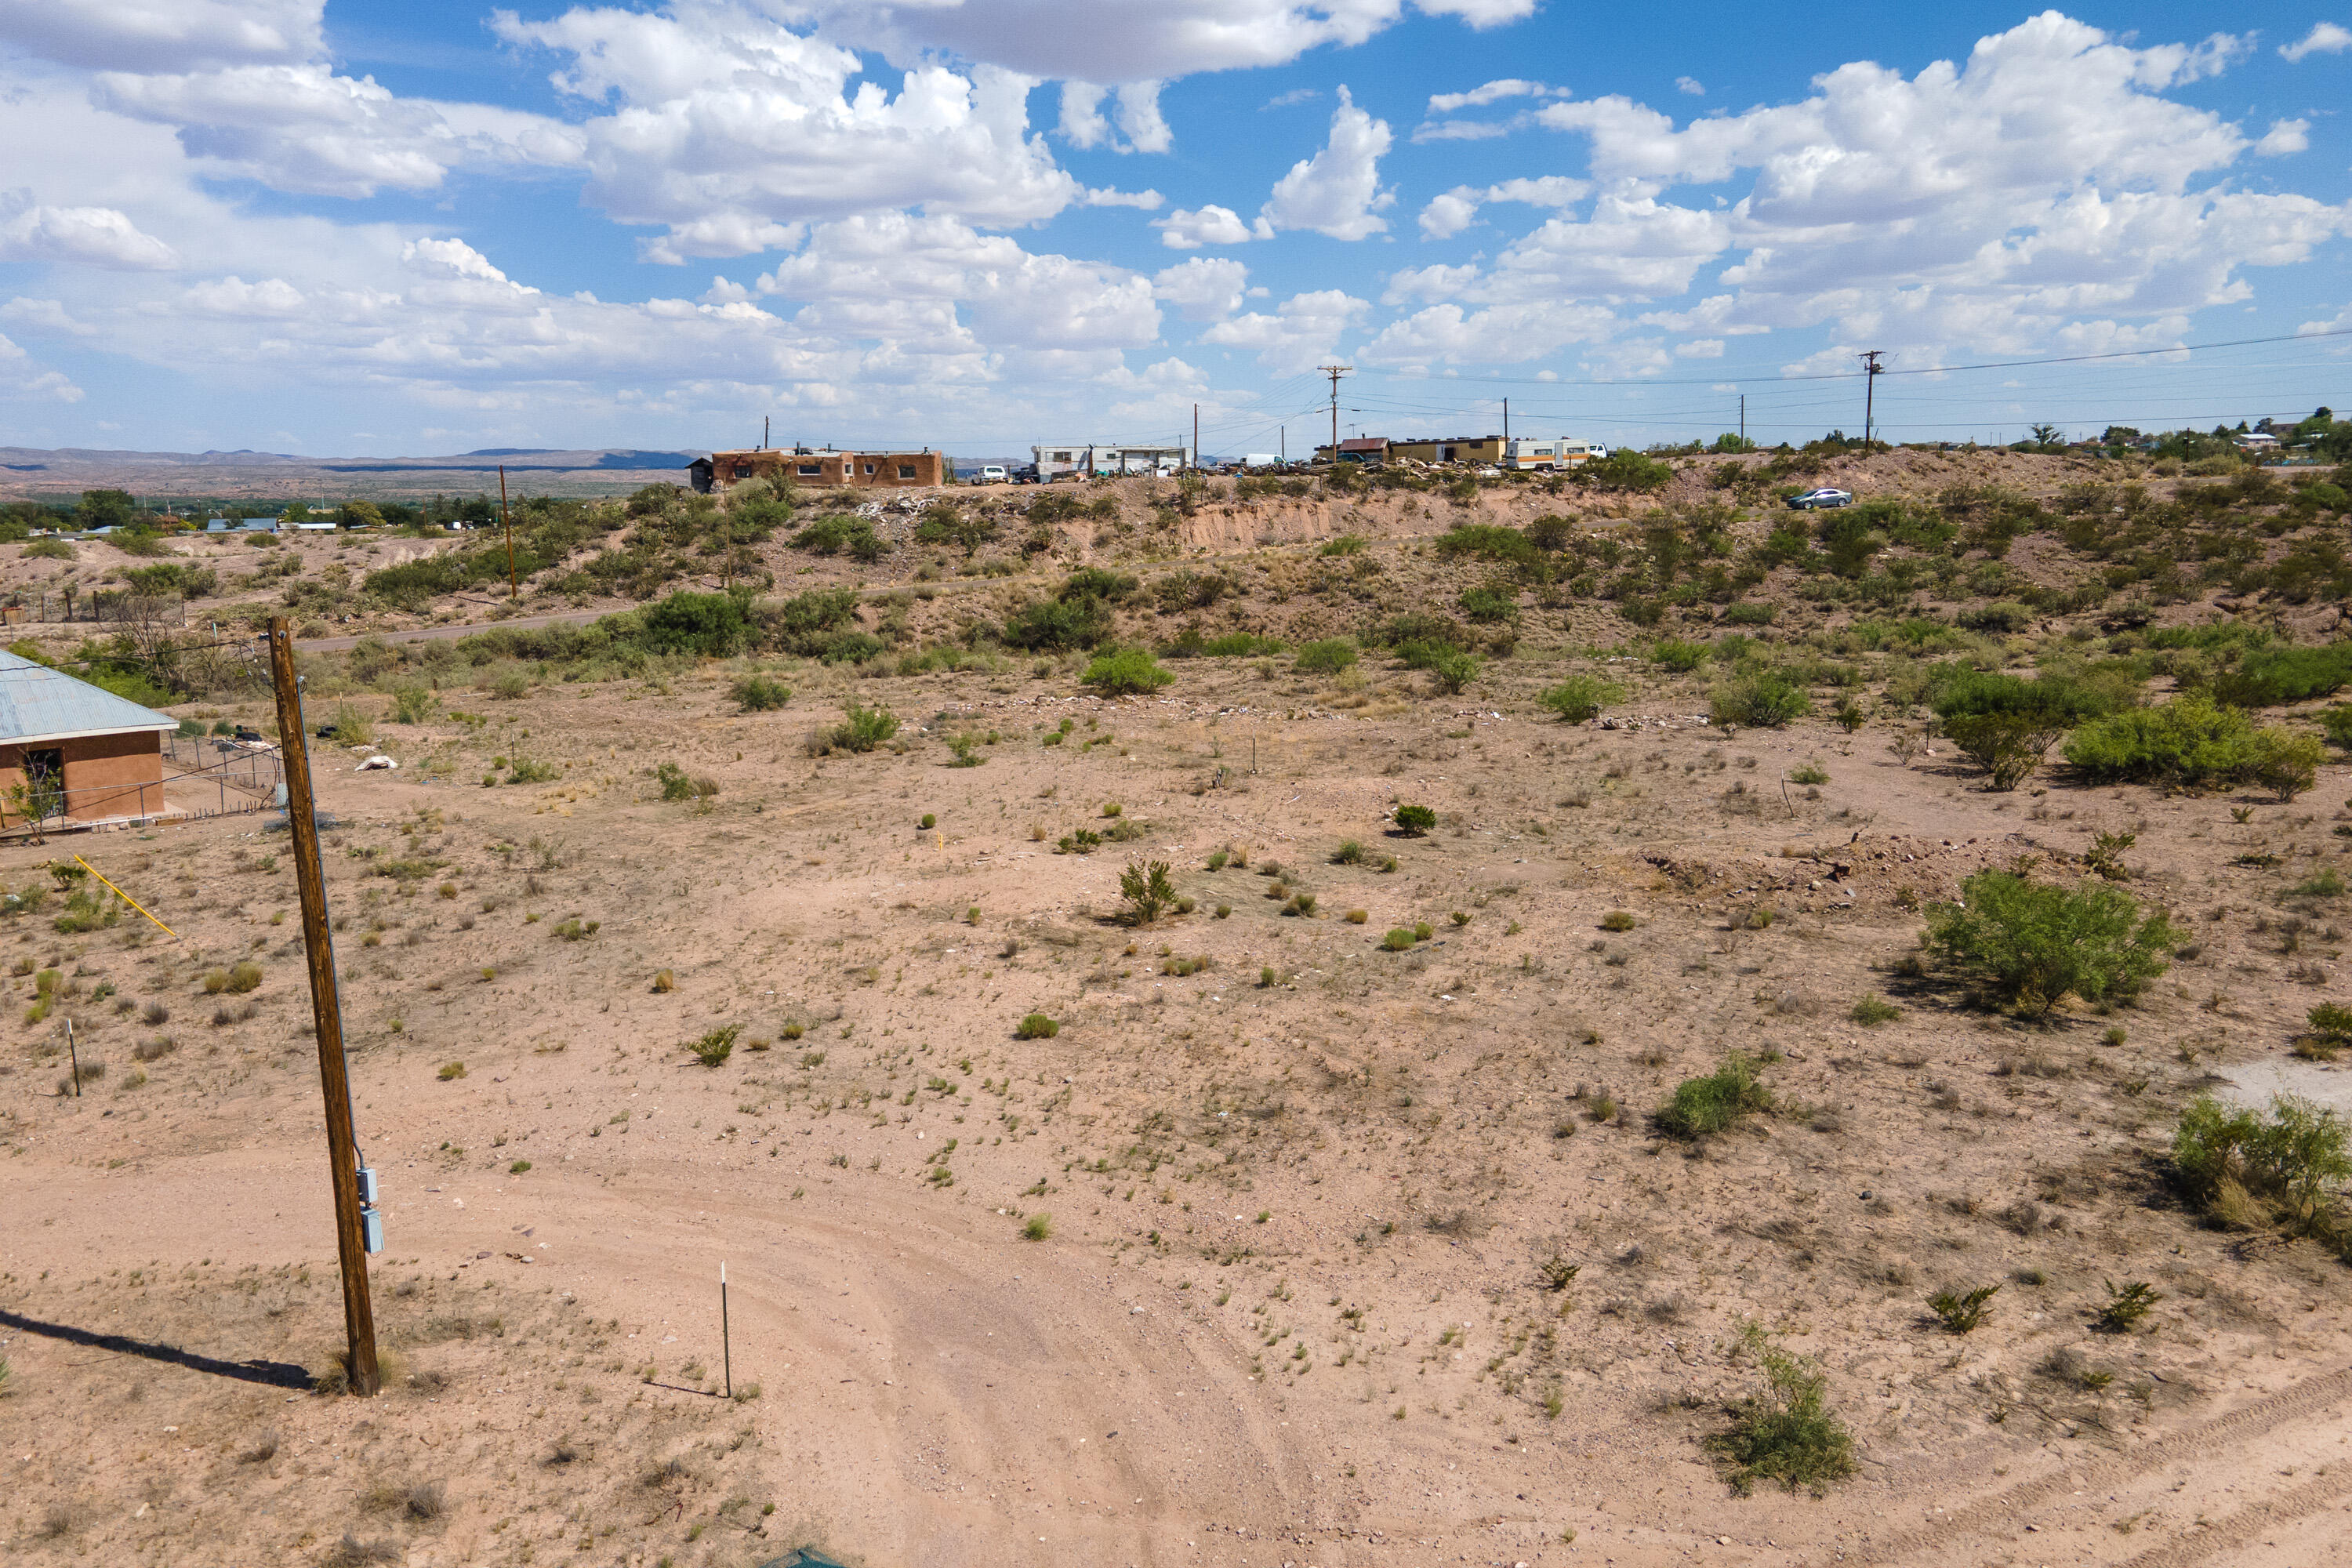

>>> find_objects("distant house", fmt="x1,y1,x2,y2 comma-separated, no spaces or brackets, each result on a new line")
205,517,279,533
1502,437,1606,470
2234,432,2281,452
1387,435,1504,465
1030,442,1189,478
689,448,948,494
1313,437,1389,463
0,652,179,829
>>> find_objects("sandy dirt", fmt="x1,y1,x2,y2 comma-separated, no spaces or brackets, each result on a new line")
6,452,2352,1567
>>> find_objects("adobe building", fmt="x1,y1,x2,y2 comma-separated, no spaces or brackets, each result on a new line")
688,448,947,495
0,651,179,829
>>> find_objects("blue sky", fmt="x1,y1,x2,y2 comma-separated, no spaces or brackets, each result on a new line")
0,2,2347,458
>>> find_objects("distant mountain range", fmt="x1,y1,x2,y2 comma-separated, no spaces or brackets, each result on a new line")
0,445,706,500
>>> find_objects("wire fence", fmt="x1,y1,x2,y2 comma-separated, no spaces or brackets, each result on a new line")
2,591,191,628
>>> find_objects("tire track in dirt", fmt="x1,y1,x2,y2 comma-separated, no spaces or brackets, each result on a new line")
2108,1469,2352,1568
1859,1363,2352,1564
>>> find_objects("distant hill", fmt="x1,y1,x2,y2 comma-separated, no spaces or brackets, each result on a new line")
0,445,704,501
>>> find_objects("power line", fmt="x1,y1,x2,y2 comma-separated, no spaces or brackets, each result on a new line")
1352,325,2352,389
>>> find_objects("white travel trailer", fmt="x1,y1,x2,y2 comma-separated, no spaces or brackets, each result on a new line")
1031,442,1192,478
1503,437,1609,470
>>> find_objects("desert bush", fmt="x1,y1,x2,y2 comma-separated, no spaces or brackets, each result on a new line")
1022,1213,1053,1240
1119,859,1176,925
1538,675,1623,724
437,1061,466,1081
655,760,719,800
2093,1280,2161,1333
1710,673,1810,729
1422,648,1482,693
1706,1324,1856,1495
826,702,900,753
1926,1284,1999,1334
1849,993,1901,1025
2210,643,2352,707
1656,1053,1772,1138
689,1025,739,1067
1294,638,1359,674
2173,1093,2350,1246
732,675,792,712
1381,928,1414,951
1330,840,1364,865
2063,695,2322,797
1650,637,1709,673
1392,804,1436,836
1599,910,1635,931
1083,647,1174,695
1015,1013,1058,1040
1923,871,2177,1018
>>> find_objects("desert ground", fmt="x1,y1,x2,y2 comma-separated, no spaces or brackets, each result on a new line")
5,447,2352,1568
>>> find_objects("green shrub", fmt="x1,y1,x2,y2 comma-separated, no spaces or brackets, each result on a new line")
2210,643,2352,707
1330,840,1364,865
2173,1093,2350,1240
1083,647,1174,695
731,676,792,712
1923,870,2180,1017
1582,450,1674,492
1393,804,1436,836
390,685,438,724
2323,706,2352,749
1849,993,1901,1026
1015,1013,1058,1040
2093,1280,2161,1334
1537,675,1622,724
655,760,719,800
1458,585,1520,624
1002,595,1112,652
1118,859,1176,925
1425,648,1482,693
1926,1284,1999,1334
1294,638,1359,674
2063,696,2322,798
792,515,885,561
641,590,754,656
1788,762,1829,785
1381,928,1414,951
1599,910,1635,932
826,702,899,753
1650,638,1709,673
1022,1212,1053,1240
1710,673,1810,728
1656,1053,1772,1138
689,1025,739,1067
1706,1325,1856,1495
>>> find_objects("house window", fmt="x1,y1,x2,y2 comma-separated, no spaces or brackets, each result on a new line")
862,463,875,474
898,465,916,479
22,747,63,819
731,465,753,479
797,465,820,476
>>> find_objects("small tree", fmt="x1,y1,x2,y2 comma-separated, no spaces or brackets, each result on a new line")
1392,804,1436,836
826,702,899,753
1923,870,2180,1018
1118,859,1176,925
1083,647,1174,696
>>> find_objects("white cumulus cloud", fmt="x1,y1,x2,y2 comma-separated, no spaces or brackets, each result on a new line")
0,0,321,71
1154,257,1250,321
1260,86,1395,240
1152,205,1267,249
1201,288,1367,369
2281,21,2352,62
0,202,180,270
1417,174,1589,238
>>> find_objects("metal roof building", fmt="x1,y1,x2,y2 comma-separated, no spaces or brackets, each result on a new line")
0,652,179,829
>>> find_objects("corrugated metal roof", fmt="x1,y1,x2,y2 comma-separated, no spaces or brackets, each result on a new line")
0,652,179,746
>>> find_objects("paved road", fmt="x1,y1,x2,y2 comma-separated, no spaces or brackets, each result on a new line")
296,607,607,652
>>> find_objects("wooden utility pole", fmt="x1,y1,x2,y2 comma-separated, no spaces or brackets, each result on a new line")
1859,350,1885,449
498,466,518,599
1192,404,1199,473
267,618,380,1396
1319,364,1351,459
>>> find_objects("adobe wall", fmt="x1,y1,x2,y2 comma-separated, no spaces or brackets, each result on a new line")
0,731,168,822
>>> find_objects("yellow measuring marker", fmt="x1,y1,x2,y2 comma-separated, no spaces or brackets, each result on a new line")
72,854,181,941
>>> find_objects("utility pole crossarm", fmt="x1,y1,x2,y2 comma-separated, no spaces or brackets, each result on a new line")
1859,350,1886,450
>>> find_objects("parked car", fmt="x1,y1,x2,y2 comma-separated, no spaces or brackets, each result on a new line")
973,465,1007,485
1786,487,1853,510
